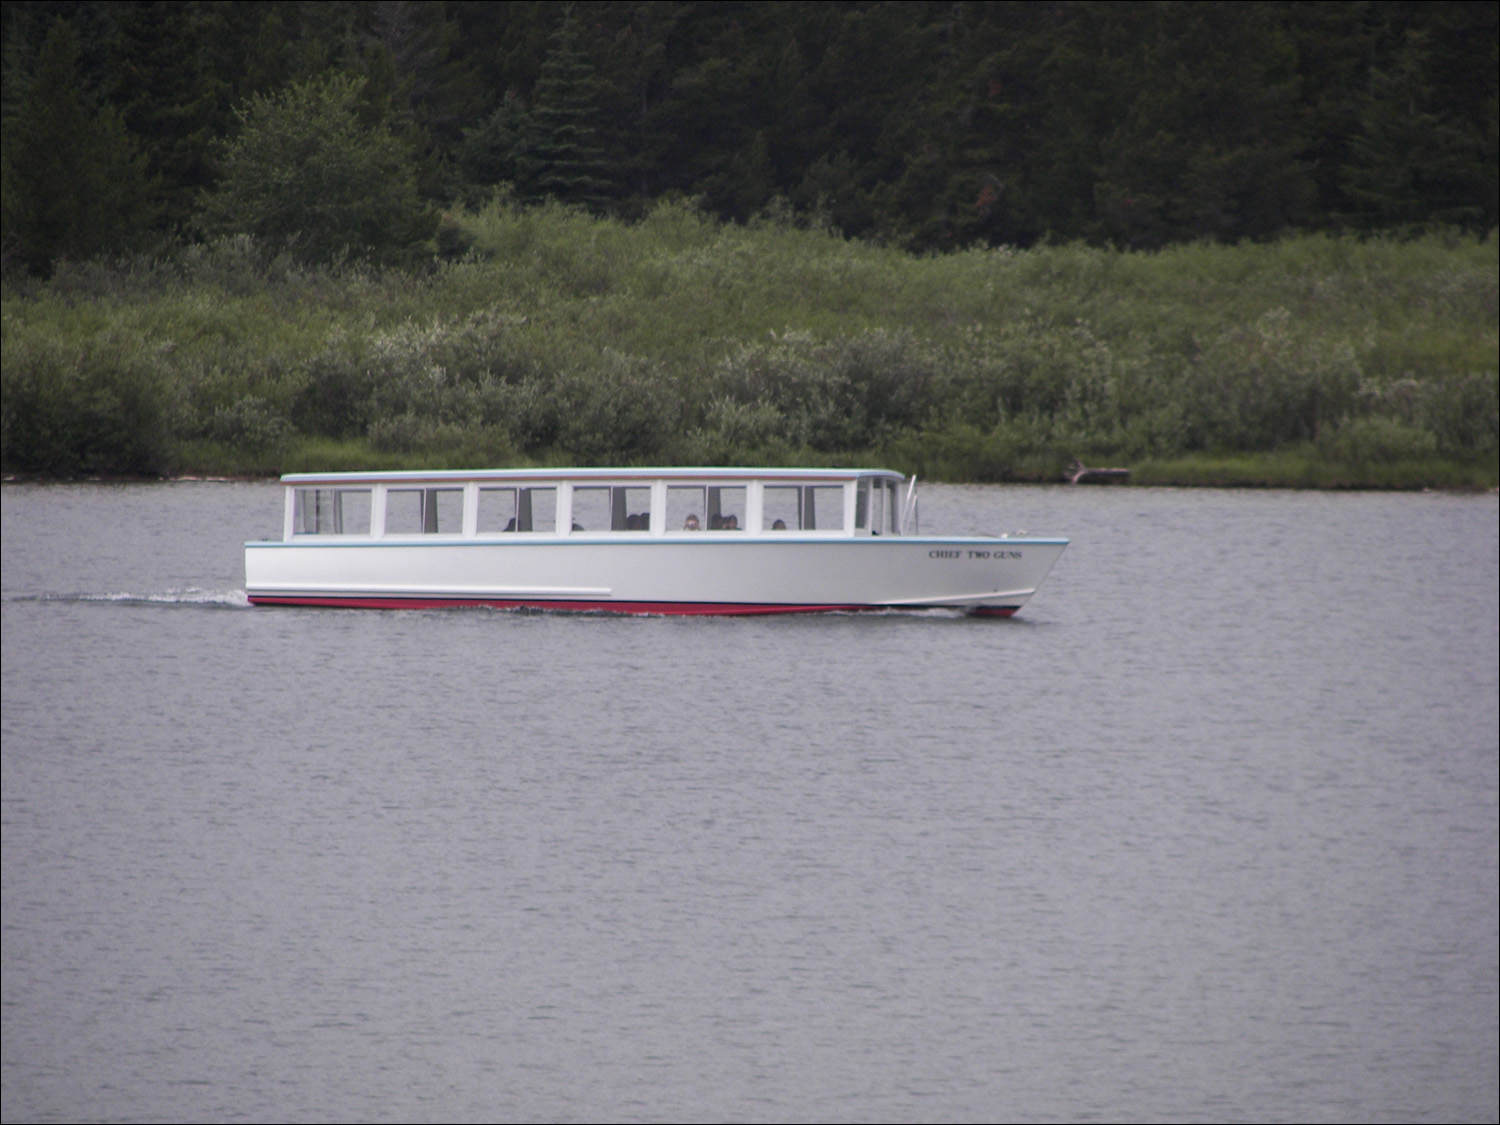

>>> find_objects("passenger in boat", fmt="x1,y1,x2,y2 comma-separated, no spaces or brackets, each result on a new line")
683,514,701,530
723,514,739,530
771,519,787,530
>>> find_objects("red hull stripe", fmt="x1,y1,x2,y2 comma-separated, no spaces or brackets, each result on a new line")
967,605,1020,617
247,595,1019,617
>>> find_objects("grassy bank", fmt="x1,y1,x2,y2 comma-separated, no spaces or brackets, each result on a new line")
3,202,1496,487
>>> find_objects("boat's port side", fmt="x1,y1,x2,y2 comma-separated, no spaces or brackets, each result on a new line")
253,468,1065,617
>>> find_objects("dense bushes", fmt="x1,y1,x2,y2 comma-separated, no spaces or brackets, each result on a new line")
2,205,1495,484
0,330,176,474
709,330,939,452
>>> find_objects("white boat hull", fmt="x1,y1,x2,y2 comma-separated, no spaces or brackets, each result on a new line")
245,535,1067,616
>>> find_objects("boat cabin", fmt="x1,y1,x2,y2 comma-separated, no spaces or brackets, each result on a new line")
280,468,915,541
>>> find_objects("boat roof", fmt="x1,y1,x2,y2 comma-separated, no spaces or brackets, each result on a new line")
280,466,908,486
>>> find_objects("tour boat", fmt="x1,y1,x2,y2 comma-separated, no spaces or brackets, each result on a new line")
244,467,1067,616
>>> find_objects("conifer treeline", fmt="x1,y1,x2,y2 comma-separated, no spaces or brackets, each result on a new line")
3,0,1496,275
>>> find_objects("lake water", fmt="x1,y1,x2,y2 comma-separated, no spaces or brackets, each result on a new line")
2,480,1496,1124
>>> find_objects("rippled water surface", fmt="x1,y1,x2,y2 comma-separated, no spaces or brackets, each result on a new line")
3,481,1496,1123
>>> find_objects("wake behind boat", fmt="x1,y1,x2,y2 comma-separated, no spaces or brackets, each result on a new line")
244,467,1067,616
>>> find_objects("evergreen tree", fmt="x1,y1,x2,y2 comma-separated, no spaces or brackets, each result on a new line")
526,7,612,209
1,18,151,275
361,1,485,201
1086,3,1313,247
799,3,945,239
643,5,781,218
1344,27,1490,230
591,0,689,208
109,1,227,232
724,129,777,220
459,90,536,201
864,4,1034,248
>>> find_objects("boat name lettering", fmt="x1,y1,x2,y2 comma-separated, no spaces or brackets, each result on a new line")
929,549,1024,560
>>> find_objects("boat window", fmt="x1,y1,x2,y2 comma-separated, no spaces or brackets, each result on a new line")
705,486,746,530
803,485,845,531
294,488,371,535
858,480,894,535
667,484,748,530
477,487,519,532
613,486,652,531
885,480,900,534
519,487,556,532
667,485,704,530
570,487,609,531
762,486,801,530
386,487,463,534
567,485,652,532
479,486,557,532
761,484,845,530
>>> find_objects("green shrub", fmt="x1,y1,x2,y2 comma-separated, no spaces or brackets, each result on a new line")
1421,372,1499,456
207,395,290,452
1,332,176,474
711,329,937,451
199,74,436,267
544,354,683,463
1318,416,1440,463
